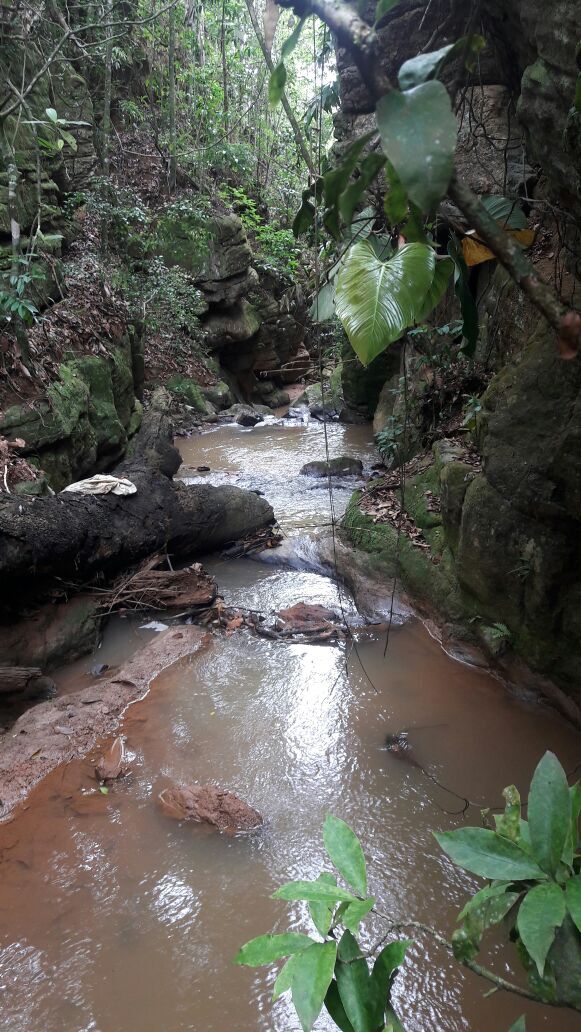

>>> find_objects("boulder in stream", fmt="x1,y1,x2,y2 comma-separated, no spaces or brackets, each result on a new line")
223,403,263,427
300,456,363,478
158,783,263,833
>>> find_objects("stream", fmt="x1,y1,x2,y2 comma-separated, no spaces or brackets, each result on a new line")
0,416,579,1032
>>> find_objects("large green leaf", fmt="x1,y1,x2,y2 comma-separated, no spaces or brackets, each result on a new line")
291,940,337,1032
281,16,306,60
565,875,581,934
335,931,383,1032
323,815,368,897
508,1019,526,1032
517,883,566,976
341,898,376,933
397,43,456,90
397,37,485,90
234,932,313,966
309,873,338,937
273,953,300,1001
565,783,581,868
434,827,547,881
273,879,357,904
339,152,386,227
325,980,356,1032
528,751,571,876
457,882,514,921
310,280,336,322
480,195,526,230
335,241,436,366
448,235,478,354
371,939,411,1002
416,256,453,321
384,161,408,225
376,81,457,212
269,63,287,106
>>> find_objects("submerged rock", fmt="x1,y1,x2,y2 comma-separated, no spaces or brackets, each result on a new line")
158,783,262,833
300,456,363,478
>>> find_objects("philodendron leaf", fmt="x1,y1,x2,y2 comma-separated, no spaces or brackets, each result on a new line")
335,241,436,366
565,874,581,933
434,827,547,881
234,932,313,966
310,280,336,322
416,256,453,322
309,873,338,937
516,882,566,977
273,879,357,904
528,751,571,876
323,815,368,897
376,81,457,213
397,43,456,90
291,940,337,1032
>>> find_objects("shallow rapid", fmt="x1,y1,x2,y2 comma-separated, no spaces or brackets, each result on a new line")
0,416,578,1032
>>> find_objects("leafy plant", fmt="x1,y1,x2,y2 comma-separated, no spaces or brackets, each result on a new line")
236,814,410,1031
436,752,581,1007
375,416,405,466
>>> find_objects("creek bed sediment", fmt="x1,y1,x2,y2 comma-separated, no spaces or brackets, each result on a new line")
0,415,579,1032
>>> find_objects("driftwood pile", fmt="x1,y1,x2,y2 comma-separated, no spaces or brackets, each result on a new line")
98,554,217,614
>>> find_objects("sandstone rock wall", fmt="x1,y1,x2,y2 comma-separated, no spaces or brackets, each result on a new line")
337,0,581,695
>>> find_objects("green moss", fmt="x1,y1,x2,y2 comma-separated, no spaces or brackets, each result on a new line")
166,374,207,412
67,356,127,461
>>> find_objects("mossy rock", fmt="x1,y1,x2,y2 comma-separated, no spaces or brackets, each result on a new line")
166,375,207,413
203,380,234,409
67,356,127,463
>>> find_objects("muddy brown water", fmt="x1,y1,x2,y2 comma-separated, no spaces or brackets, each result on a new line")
0,416,579,1032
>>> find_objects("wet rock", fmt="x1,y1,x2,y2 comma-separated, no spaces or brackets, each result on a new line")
223,404,263,427
90,663,109,677
158,783,262,833
95,736,128,781
300,456,363,478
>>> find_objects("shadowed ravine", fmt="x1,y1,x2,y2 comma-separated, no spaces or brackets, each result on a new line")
0,419,579,1032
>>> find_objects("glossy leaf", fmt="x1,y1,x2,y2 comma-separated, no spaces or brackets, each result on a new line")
434,827,547,881
325,980,357,1032
397,43,456,90
458,882,514,921
291,940,337,1032
384,161,408,225
341,898,376,933
273,953,299,1001
371,939,411,998
309,280,336,322
339,152,386,227
335,241,436,366
479,194,526,230
269,63,287,107
323,133,376,211
517,883,566,976
323,815,368,897
273,879,357,904
335,931,382,1032
45,106,58,123
309,873,338,937
565,875,581,934
397,36,485,90
376,81,457,212
528,751,571,876
235,932,313,966
416,256,453,322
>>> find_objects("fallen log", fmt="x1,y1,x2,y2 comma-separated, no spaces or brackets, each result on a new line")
0,391,274,613
99,554,217,613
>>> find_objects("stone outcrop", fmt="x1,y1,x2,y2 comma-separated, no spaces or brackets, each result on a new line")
335,0,581,698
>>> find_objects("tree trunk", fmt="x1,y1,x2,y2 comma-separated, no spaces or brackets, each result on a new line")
0,395,273,613
168,1,177,191
244,0,314,175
